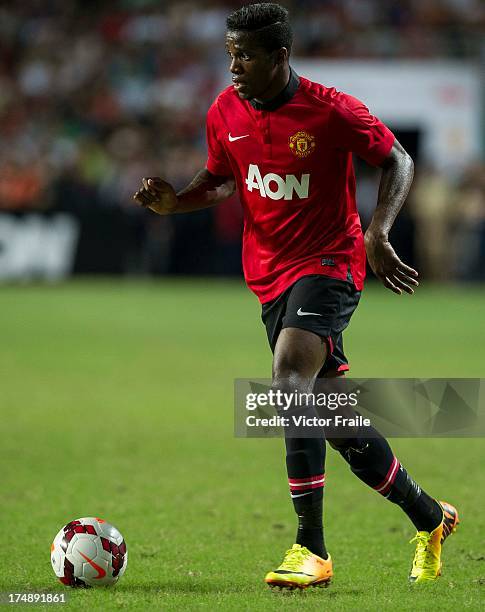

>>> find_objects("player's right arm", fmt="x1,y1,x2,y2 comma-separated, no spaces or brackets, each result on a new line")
133,170,235,216
134,99,235,215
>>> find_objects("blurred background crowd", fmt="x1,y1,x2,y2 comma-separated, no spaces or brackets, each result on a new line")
0,0,484,281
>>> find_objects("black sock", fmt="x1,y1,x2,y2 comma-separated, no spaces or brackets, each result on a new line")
286,436,327,559
402,489,443,532
294,491,326,559
337,426,443,532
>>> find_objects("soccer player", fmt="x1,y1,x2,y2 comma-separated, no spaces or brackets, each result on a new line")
134,3,459,589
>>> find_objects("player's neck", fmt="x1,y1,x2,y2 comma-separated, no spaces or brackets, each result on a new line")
253,65,291,104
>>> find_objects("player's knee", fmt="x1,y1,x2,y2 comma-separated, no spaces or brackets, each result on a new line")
272,360,311,394
272,350,313,386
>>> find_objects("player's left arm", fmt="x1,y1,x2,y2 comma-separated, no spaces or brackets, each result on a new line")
364,139,418,295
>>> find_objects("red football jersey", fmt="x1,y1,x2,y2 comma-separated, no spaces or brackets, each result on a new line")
206,70,395,303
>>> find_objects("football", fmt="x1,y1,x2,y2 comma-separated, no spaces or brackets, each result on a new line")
50,517,127,587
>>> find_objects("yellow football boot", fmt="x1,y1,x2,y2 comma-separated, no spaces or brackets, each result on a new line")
265,544,333,590
409,501,459,584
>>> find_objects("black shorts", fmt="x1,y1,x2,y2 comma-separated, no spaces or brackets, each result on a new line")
261,275,361,376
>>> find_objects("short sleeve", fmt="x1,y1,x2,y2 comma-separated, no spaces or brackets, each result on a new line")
331,94,395,166
206,102,232,176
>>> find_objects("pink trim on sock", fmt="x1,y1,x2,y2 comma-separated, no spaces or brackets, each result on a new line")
373,457,400,495
289,473,325,492
288,473,325,484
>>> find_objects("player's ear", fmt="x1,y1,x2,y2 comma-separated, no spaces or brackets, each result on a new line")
275,47,288,66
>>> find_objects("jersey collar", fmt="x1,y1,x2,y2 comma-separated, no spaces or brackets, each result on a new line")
249,67,299,112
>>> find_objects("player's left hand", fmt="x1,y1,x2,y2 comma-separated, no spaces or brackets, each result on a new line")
364,232,419,295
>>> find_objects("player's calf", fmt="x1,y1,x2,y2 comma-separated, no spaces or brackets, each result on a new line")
330,427,443,533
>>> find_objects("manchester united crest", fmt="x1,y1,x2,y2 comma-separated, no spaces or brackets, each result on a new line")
289,130,316,158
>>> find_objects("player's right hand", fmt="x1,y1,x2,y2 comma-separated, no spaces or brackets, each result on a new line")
133,177,178,215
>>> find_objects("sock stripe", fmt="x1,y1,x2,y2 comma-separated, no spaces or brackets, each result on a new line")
289,474,325,492
290,478,325,487
290,480,325,491
288,473,324,485
373,457,400,495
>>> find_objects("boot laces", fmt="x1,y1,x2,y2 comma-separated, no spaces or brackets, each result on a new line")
280,546,311,572
409,533,435,571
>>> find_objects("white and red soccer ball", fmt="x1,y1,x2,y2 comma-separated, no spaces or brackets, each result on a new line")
51,517,127,587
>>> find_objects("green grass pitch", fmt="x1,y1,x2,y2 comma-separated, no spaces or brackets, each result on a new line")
1,279,484,611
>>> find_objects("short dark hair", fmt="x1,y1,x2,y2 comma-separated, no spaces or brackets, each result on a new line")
226,3,293,55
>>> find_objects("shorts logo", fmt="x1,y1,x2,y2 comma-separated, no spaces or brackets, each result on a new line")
289,130,316,158
297,307,322,317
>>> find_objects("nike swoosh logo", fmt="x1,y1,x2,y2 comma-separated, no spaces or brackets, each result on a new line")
228,133,249,142
79,551,106,579
297,307,322,316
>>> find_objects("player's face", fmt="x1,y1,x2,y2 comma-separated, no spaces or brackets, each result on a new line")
225,31,282,101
